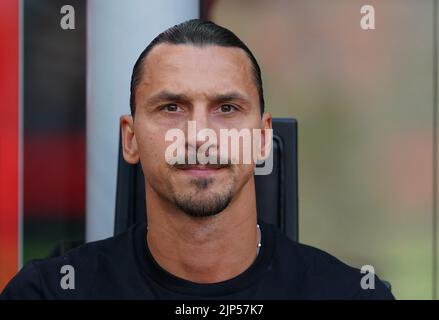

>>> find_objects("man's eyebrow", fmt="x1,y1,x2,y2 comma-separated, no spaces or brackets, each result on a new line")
145,90,250,106
212,91,250,104
146,91,191,106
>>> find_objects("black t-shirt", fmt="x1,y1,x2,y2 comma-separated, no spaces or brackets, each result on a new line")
0,221,394,300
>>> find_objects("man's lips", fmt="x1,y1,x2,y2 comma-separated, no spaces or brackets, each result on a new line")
174,164,229,170
174,164,229,177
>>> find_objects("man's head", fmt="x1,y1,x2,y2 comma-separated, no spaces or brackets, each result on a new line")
130,19,265,117
121,19,272,219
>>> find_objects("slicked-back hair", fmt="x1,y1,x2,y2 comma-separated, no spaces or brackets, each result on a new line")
129,19,265,117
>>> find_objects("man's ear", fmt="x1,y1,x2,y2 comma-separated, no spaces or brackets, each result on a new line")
120,115,140,164
259,112,273,161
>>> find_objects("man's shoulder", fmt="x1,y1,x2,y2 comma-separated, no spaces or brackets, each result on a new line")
35,223,139,272
263,221,356,273
265,222,395,299
1,224,143,300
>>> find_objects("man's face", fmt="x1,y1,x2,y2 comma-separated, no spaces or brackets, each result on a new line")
123,43,271,217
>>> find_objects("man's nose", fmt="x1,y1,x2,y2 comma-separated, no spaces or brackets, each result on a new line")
188,106,213,141
190,107,209,130
187,107,216,149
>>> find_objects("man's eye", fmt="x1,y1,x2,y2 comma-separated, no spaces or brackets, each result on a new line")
219,104,236,113
162,104,181,112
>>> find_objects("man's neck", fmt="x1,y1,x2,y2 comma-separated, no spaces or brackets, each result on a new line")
145,180,259,283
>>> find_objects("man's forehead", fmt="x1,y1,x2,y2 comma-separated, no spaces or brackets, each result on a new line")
141,43,254,81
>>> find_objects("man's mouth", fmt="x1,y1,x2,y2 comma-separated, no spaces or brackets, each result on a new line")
174,163,229,176
175,164,229,170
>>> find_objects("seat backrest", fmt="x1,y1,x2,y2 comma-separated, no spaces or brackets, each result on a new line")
114,118,299,241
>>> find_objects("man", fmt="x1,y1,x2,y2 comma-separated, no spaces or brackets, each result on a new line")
1,19,394,299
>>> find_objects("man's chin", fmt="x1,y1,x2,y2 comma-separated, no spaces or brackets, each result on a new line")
172,190,233,218
173,172,230,191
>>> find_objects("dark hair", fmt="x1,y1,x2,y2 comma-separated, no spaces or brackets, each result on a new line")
129,19,265,116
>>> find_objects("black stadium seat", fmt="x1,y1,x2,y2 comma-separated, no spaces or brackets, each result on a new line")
114,118,299,242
